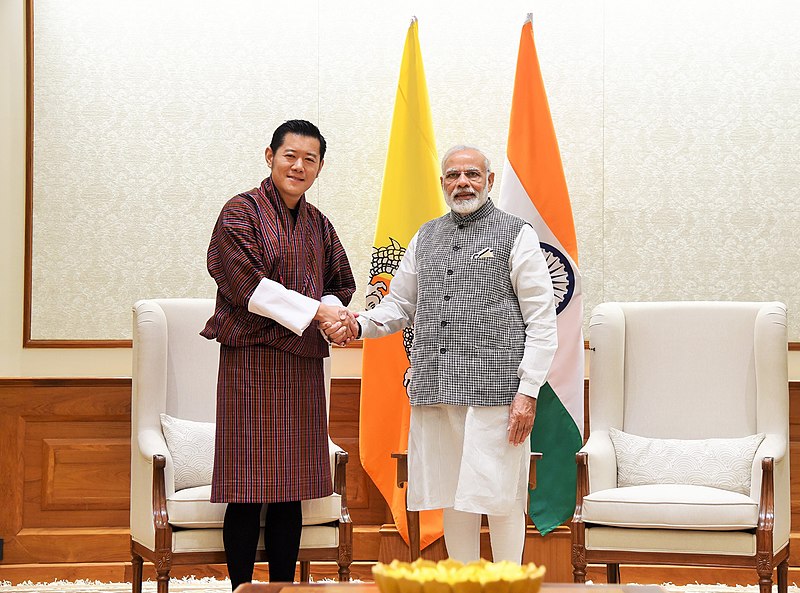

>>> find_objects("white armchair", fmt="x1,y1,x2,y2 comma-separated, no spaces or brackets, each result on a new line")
572,301,789,593
130,299,352,593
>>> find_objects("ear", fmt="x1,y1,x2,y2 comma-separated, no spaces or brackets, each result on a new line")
265,146,274,168
315,158,325,178
487,171,495,192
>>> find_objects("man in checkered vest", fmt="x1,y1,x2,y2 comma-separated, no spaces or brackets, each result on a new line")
327,145,557,564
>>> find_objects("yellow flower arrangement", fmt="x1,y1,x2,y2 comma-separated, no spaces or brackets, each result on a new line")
372,558,546,593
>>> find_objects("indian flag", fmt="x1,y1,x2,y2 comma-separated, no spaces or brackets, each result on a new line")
498,14,584,536
359,17,447,550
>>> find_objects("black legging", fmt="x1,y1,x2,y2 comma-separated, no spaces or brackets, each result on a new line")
223,501,303,590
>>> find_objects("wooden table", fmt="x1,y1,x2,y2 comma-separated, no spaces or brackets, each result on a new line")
235,583,667,593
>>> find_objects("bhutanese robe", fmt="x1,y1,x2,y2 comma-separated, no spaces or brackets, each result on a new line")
202,176,355,503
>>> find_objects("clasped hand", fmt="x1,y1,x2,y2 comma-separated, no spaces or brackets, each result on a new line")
315,303,359,346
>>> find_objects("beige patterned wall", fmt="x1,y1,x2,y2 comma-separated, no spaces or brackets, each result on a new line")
30,0,800,341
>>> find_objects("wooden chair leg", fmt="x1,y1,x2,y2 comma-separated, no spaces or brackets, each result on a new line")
571,541,587,583
131,548,143,593
607,563,620,584
757,561,773,593
300,561,311,582
155,550,171,593
572,452,588,583
338,520,353,581
408,509,421,561
156,569,169,593
777,558,789,593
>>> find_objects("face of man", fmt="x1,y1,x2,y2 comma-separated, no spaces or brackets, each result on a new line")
440,149,495,215
265,133,324,207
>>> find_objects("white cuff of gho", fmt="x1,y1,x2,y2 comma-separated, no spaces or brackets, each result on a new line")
247,277,319,336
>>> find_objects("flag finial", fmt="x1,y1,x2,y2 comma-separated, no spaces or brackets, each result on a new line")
525,13,533,24
410,15,418,25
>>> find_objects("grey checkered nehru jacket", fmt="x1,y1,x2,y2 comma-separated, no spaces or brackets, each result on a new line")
410,198,527,407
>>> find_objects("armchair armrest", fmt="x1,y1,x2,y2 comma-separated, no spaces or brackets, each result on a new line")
750,434,787,499
333,450,351,524
579,431,617,493
137,428,170,461
756,457,775,558
137,427,176,497
151,454,174,556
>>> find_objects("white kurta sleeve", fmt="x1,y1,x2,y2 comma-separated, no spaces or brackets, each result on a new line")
357,233,419,338
510,224,558,398
248,277,320,336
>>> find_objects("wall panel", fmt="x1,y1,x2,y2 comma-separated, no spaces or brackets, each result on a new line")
0,377,798,582
28,1,799,345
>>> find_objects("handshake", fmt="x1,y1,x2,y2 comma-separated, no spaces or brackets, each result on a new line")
316,303,360,346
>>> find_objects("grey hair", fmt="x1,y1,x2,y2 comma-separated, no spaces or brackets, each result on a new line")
440,145,492,174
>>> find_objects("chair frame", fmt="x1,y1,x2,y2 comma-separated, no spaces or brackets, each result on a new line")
571,452,789,591
131,451,352,593
129,299,353,592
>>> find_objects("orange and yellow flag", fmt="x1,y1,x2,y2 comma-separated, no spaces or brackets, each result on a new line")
359,17,446,549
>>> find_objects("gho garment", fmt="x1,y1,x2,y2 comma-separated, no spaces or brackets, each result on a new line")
202,176,355,503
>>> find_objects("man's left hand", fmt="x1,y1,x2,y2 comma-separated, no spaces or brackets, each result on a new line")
507,392,537,446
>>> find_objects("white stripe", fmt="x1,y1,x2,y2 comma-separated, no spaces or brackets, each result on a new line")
498,159,581,293
499,158,584,435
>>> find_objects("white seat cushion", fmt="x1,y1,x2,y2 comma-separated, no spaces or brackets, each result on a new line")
167,485,341,528
585,526,756,556
583,484,758,530
172,525,339,553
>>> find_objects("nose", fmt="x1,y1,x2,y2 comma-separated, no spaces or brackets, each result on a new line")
291,158,304,171
456,171,470,186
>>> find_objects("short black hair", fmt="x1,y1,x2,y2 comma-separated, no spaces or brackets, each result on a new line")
270,120,327,160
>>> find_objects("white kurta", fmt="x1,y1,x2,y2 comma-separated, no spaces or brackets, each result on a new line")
358,223,557,514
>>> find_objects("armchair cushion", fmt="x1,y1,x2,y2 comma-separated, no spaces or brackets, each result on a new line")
167,485,342,528
609,427,764,495
583,484,758,530
160,414,215,490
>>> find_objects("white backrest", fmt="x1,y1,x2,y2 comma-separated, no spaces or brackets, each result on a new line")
589,301,787,439
132,299,219,431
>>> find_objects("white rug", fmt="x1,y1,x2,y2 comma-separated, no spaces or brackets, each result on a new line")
0,577,232,593
1,581,799,593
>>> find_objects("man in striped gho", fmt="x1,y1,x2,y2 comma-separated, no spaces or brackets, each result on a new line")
202,120,355,589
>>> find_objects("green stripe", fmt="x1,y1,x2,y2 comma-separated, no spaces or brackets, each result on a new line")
528,381,582,535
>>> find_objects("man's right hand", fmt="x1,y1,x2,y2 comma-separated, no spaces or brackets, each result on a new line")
316,305,358,345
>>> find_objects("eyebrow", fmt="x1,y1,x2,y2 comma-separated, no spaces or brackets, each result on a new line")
444,167,482,174
282,148,320,158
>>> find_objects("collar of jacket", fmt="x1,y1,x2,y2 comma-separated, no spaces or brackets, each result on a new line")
448,197,495,226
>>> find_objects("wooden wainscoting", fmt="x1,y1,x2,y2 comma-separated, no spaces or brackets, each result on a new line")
0,379,132,566
1,378,800,585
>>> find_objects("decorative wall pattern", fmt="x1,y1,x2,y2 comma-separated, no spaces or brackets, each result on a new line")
29,0,800,341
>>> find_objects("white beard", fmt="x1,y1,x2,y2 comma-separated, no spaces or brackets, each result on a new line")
444,184,489,215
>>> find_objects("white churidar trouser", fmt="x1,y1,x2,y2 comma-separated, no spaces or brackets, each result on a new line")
407,404,530,563
443,508,527,564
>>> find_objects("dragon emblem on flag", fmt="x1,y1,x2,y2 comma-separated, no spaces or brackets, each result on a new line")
366,237,414,392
